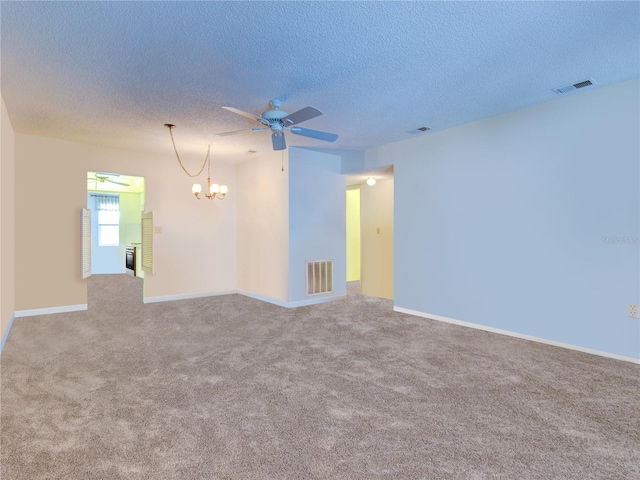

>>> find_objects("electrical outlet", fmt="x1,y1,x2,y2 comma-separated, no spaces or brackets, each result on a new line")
154,226,162,234
628,304,639,318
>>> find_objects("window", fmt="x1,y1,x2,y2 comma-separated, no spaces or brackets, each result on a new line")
93,194,120,247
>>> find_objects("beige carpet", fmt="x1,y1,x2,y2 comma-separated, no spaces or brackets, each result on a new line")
1,274,638,479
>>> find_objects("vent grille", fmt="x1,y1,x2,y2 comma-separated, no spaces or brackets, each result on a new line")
553,78,596,95
573,80,592,89
306,260,333,296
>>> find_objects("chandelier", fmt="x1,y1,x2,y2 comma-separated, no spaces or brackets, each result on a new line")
165,124,228,200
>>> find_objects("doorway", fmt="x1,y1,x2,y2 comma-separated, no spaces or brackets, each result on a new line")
345,166,394,299
346,187,361,282
87,172,146,277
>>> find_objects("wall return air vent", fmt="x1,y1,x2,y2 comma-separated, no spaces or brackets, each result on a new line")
306,260,333,296
552,78,597,95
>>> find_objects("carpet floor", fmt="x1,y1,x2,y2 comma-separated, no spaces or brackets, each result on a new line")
1,275,638,479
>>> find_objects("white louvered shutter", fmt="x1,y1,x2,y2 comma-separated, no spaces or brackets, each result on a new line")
141,211,154,274
81,208,92,279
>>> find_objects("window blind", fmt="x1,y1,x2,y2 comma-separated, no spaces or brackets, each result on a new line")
91,194,120,212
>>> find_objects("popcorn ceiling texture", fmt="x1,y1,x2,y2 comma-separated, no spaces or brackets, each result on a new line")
1,2,639,161
1,274,639,479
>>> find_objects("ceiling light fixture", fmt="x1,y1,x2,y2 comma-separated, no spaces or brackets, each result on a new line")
366,177,376,187
164,124,228,200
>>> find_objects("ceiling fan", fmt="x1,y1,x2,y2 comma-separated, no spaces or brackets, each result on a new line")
216,98,338,151
87,173,130,187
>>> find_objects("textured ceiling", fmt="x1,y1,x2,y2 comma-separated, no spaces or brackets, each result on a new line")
2,1,639,164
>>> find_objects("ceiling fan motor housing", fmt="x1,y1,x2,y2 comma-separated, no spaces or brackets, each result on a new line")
262,109,289,121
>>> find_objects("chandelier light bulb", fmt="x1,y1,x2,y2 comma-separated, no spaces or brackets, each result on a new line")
219,185,229,195
192,183,203,194
366,177,376,186
210,183,220,195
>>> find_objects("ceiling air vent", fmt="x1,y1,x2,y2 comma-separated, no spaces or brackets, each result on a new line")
407,126,431,135
552,78,597,95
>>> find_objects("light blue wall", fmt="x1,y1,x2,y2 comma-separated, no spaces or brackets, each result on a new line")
359,79,640,359
341,151,366,174
289,148,346,303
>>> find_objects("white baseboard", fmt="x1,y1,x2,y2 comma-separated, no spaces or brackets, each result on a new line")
1,314,16,355
14,304,88,318
144,289,346,308
143,290,238,304
286,294,347,308
394,306,640,365
236,290,346,308
235,290,289,308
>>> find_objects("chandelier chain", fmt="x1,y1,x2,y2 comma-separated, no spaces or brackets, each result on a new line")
164,123,228,201
167,125,208,178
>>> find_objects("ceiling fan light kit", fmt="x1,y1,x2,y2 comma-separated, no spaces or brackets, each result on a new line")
217,98,338,151
164,124,229,201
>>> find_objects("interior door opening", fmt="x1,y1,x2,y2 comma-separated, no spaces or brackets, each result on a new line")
345,166,394,300
86,171,146,278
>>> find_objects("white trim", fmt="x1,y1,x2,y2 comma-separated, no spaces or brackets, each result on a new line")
143,289,345,308
236,290,346,308
287,294,346,308
143,290,237,304
235,290,289,308
14,304,88,318
1,314,16,355
394,306,640,365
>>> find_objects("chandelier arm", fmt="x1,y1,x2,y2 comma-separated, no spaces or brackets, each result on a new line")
166,124,208,178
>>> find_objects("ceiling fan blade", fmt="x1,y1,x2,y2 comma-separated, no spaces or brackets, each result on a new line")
282,106,322,126
289,126,338,142
106,179,130,186
215,127,267,137
272,132,286,151
221,106,268,124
